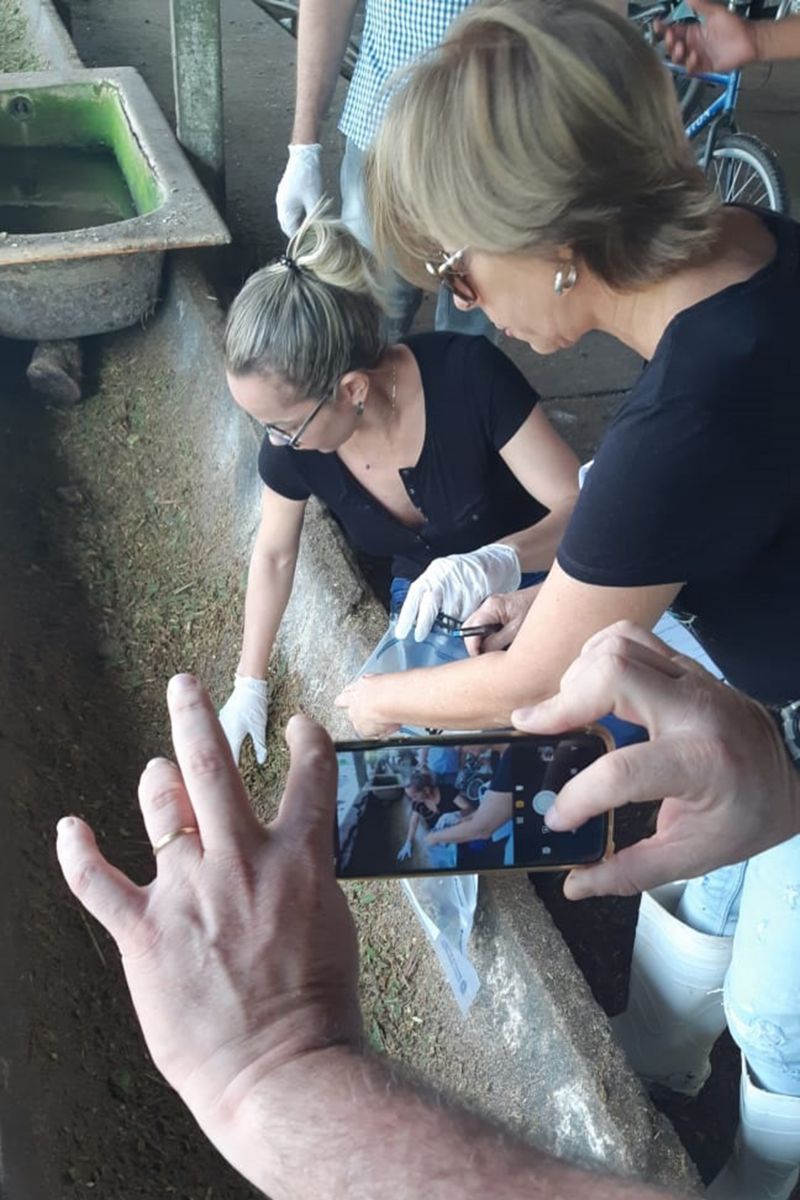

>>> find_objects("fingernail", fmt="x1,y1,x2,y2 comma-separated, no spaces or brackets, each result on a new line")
512,706,537,723
57,816,77,834
144,757,170,772
168,673,198,695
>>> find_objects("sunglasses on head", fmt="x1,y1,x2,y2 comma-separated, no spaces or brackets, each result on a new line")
425,246,478,306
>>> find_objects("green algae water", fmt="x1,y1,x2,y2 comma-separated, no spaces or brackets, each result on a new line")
0,145,137,234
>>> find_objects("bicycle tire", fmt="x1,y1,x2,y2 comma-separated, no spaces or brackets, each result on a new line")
703,131,790,213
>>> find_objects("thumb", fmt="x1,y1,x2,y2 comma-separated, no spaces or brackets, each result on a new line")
395,588,419,640
414,591,440,642
513,692,587,735
276,715,338,853
253,733,268,766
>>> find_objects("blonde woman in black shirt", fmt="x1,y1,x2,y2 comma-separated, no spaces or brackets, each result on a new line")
218,210,580,764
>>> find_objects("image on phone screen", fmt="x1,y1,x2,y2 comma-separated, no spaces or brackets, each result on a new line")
333,730,611,880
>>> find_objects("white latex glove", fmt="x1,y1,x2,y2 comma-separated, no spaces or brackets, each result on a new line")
219,675,269,766
396,544,522,643
397,840,413,862
275,143,323,237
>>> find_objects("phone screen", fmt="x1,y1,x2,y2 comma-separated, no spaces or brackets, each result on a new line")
333,729,611,880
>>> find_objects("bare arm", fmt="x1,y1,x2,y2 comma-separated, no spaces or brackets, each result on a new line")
754,14,800,62
237,487,307,678
660,0,800,72
222,1046,676,1200
427,791,511,846
291,0,360,143
336,565,681,732
496,407,579,573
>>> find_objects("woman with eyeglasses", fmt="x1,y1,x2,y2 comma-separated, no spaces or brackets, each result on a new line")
218,209,580,764
332,2,800,1194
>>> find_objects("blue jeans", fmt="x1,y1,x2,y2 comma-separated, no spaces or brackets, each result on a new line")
679,836,800,1095
340,138,497,343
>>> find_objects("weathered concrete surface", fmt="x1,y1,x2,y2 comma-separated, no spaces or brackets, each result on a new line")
169,0,225,204
0,67,229,338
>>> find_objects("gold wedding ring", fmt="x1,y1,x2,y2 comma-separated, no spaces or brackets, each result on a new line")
152,825,200,855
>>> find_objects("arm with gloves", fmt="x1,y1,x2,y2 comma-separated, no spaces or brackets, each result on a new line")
397,810,420,862
275,0,360,236
397,407,579,641
219,488,306,764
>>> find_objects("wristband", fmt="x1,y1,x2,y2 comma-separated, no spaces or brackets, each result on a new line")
768,700,800,768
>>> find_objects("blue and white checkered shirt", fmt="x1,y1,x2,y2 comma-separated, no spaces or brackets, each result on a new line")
339,0,473,151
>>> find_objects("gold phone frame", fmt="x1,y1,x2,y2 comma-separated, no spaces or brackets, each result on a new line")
333,724,616,881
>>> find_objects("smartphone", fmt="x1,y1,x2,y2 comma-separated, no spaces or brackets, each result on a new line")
333,727,613,880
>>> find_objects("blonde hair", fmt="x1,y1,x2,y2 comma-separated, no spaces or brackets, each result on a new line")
366,0,720,290
225,204,387,399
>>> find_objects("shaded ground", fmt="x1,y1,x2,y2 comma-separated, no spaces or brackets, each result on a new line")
11,1,800,1191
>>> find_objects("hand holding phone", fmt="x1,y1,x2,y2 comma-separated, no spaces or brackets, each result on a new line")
333,729,613,880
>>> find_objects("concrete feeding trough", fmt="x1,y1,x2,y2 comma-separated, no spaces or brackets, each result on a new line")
0,66,230,340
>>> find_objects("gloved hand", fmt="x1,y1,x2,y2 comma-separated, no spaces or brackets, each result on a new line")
219,675,269,766
396,543,521,643
397,840,413,862
275,143,323,237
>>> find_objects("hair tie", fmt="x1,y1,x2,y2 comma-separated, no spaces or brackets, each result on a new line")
279,253,301,274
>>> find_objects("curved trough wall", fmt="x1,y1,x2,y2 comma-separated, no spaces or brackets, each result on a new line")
0,3,697,1195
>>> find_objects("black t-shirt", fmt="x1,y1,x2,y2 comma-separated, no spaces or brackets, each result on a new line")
258,333,548,580
558,207,800,706
411,783,463,831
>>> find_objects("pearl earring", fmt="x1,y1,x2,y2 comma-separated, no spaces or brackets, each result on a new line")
553,261,578,296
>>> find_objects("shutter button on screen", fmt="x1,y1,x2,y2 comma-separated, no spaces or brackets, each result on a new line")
532,789,557,816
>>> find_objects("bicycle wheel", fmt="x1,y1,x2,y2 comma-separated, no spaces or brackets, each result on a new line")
703,131,790,213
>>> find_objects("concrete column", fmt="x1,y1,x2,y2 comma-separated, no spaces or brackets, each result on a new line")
169,0,225,208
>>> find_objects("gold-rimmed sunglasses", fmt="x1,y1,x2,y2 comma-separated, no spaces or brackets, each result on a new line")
425,246,478,305
263,392,329,450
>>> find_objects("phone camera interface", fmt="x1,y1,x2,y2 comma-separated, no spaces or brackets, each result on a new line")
335,733,606,879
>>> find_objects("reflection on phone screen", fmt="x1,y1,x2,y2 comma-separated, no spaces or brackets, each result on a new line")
334,732,609,880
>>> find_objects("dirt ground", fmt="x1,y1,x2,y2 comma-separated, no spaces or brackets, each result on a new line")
0,321,469,1196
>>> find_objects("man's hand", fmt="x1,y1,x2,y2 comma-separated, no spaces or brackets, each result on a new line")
514,621,800,900
275,143,324,237
463,586,540,657
657,0,758,73
56,675,361,1127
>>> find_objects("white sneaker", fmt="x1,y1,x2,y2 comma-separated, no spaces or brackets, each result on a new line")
612,881,733,1096
707,1057,800,1200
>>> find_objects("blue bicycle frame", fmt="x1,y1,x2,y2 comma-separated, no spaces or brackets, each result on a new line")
668,61,742,170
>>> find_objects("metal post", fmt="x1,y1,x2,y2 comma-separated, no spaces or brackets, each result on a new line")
169,0,225,209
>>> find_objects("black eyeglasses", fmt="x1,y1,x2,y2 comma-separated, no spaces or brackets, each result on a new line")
425,245,478,305
263,392,330,450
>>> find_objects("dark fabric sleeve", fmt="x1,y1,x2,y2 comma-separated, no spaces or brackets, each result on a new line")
462,337,540,450
490,748,514,793
257,434,312,502
558,387,783,588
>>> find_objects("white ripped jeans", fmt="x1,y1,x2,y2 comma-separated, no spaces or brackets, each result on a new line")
680,835,800,1095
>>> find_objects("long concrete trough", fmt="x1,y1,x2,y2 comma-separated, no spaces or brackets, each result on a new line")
0,1,697,1195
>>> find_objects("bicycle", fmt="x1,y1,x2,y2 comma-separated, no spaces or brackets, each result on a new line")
630,0,789,211
675,60,789,210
